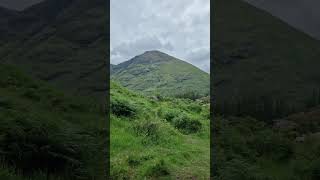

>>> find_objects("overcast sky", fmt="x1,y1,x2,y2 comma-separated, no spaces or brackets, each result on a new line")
0,0,43,10
111,0,210,72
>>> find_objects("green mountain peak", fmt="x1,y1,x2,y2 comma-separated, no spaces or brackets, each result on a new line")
112,50,209,97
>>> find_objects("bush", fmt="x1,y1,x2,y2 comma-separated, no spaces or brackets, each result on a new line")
0,125,81,178
172,114,202,134
146,160,170,177
0,98,12,109
162,109,180,122
175,91,202,101
135,121,159,143
110,98,136,117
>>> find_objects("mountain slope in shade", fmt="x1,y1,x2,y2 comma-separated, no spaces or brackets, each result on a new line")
0,63,107,179
213,0,320,118
111,50,210,97
0,0,107,100
244,0,320,40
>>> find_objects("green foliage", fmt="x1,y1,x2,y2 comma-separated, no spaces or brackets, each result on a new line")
111,51,209,98
162,109,180,122
110,81,210,178
134,121,160,143
175,91,203,101
110,97,136,117
145,160,170,177
214,114,320,180
0,64,106,179
172,114,202,134
213,0,320,120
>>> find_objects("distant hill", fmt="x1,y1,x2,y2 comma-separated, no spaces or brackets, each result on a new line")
111,50,210,97
0,0,107,100
213,0,320,119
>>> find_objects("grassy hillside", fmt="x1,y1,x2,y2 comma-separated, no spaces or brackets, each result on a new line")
0,0,107,100
213,0,320,179
112,50,210,98
110,81,210,179
0,64,107,179
213,0,320,119
214,110,320,180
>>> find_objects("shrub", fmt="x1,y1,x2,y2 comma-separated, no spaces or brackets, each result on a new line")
135,121,159,143
146,160,170,177
110,98,136,117
172,114,202,134
187,103,202,113
0,98,12,109
21,89,41,101
175,91,202,101
0,125,81,178
162,109,180,122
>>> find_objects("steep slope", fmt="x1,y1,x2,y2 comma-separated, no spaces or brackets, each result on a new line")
213,0,320,119
0,0,108,100
0,63,107,179
214,114,320,180
112,50,210,97
110,81,209,178
245,0,320,40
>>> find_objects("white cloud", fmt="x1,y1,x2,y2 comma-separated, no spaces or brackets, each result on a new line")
110,0,210,72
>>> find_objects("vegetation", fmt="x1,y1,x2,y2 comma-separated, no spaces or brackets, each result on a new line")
111,50,210,97
213,0,320,119
110,81,210,179
0,0,107,100
213,0,320,179
214,113,320,180
0,64,107,179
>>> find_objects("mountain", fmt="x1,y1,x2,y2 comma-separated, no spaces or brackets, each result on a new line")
110,81,209,178
0,63,107,179
0,0,44,11
111,50,210,97
0,0,108,100
244,0,320,40
213,0,320,119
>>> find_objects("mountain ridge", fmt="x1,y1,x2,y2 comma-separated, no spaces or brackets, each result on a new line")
0,0,108,100
213,0,320,119
111,50,209,97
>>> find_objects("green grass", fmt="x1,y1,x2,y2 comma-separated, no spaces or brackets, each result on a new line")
112,50,210,97
214,115,320,180
110,81,210,179
0,64,107,179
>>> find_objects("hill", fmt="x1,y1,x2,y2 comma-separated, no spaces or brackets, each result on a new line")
245,0,320,40
0,0,107,100
213,0,320,179
110,81,210,178
111,50,210,97
213,0,320,119
0,63,107,179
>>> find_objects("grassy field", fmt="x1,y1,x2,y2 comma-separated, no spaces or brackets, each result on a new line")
0,64,107,179
110,81,210,179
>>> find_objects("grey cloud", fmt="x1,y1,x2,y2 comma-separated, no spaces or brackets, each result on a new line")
111,36,174,64
186,47,210,72
111,0,210,72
